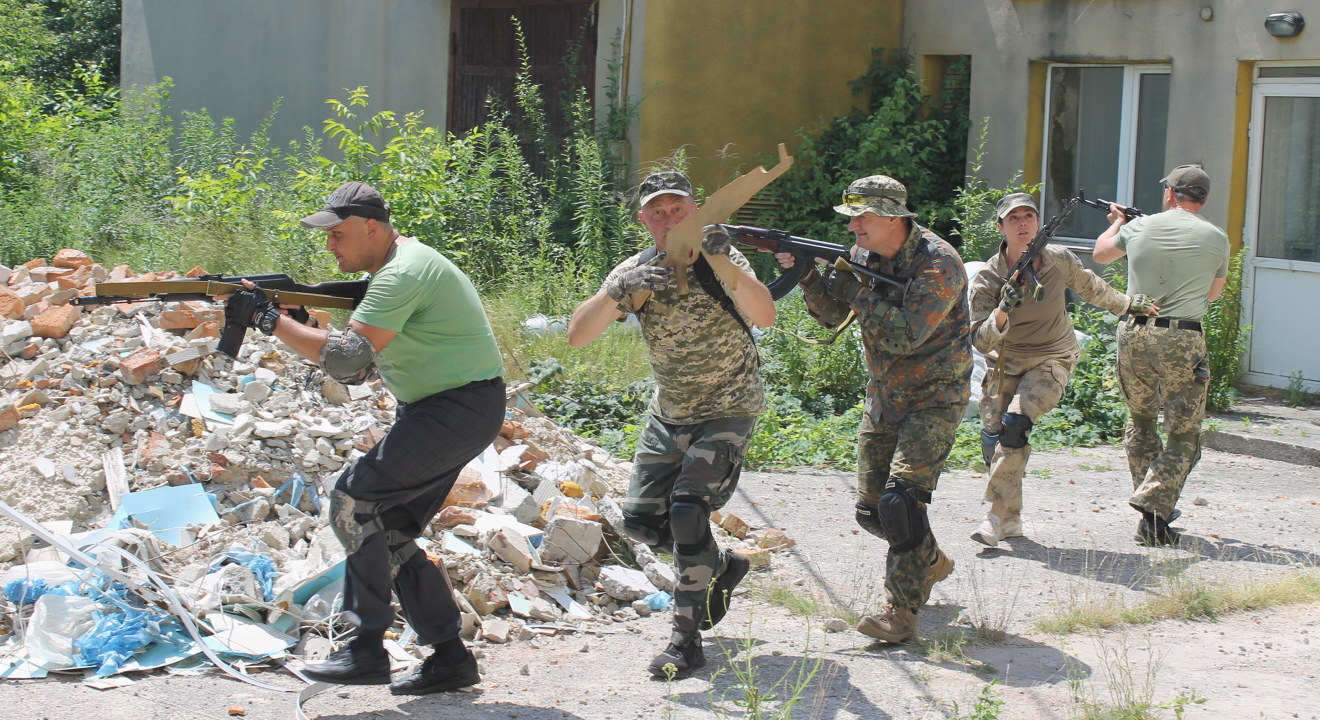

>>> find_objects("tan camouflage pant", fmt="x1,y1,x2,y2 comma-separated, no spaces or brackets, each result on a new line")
979,354,1076,516
858,403,964,612
1116,323,1208,519
623,415,755,645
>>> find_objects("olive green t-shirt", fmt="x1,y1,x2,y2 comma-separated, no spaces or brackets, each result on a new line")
1116,210,1229,322
351,239,504,403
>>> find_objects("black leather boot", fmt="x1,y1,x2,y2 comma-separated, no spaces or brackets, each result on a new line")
301,637,390,685
390,642,480,695
648,632,706,679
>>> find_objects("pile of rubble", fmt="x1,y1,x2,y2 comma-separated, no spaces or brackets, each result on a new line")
0,251,795,684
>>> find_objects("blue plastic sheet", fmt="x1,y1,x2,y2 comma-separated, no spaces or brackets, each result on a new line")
73,608,189,677
209,547,279,601
4,576,130,608
644,591,673,610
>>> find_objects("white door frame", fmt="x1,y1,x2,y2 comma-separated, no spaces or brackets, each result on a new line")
1241,66,1320,390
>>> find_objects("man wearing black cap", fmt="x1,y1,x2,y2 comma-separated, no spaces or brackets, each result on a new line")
1093,165,1230,546
567,170,775,678
219,181,505,693
969,193,1155,547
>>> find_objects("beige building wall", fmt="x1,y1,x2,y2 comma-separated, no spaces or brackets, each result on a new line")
904,0,1320,245
635,0,905,192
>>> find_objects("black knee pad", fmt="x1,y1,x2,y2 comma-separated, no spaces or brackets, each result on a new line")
855,502,886,540
876,481,931,553
623,515,671,549
999,413,1033,449
669,497,712,555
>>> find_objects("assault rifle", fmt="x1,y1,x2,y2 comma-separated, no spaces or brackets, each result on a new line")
1077,189,1148,223
1002,197,1080,302
70,274,369,359
724,225,908,300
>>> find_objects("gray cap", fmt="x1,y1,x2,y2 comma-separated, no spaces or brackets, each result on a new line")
300,182,391,228
996,193,1038,219
834,175,917,218
638,171,693,207
1161,164,1210,201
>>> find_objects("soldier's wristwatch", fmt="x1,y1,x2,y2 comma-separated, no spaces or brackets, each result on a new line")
256,306,281,335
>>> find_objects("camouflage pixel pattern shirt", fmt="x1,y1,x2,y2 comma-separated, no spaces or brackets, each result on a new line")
606,247,765,425
801,224,972,423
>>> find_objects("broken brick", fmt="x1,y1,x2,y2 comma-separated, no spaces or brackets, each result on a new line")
119,347,164,384
500,419,532,440
30,303,81,339
56,265,91,290
442,467,491,509
21,258,46,270
53,249,93,269
0,403,19,431
185,265,209,278
437,505,481,527
185,321,221,340
159,301,224,330
0,288,24,319
720,513,751,539
307,308,331,328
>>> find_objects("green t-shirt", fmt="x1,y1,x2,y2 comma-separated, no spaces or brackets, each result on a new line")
1116,209,1230,321
351,240,504,402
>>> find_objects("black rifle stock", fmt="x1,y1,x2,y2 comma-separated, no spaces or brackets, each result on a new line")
1077,189,1148,223
71,274,369,359
725,225,908,299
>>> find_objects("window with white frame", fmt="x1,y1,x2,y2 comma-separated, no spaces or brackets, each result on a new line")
1043,64,1170,243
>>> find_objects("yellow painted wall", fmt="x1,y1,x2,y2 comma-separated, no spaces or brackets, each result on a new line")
637,0,904,192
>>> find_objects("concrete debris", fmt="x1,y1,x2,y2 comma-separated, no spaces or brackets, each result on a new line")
0,251,798,682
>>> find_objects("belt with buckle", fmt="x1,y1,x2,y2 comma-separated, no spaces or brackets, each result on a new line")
1131,316,1202,332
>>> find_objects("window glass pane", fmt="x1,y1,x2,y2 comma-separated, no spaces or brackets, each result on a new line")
1132,73,1170,215
1257,96,1320,262
1259,66,1320,78
1047,67,1124,239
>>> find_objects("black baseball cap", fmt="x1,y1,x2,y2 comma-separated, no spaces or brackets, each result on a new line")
300,181,391,228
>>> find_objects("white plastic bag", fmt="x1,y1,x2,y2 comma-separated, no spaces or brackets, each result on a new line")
26,595,96,668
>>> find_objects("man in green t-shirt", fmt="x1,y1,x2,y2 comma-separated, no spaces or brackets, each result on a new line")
220,182,505,694
567,171,775,678
1093,165,1230,546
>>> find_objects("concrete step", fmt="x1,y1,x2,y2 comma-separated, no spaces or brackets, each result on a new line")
1202,399,1320,468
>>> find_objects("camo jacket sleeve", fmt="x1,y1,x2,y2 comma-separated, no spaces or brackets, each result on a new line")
850,242,966,355
1055,247,1131,316
797,266,853,328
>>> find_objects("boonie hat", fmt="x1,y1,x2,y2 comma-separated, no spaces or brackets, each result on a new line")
1160,164,1210,201
834,175,917,218
300,181,391,228
996,193,1038,219
638,171,693,207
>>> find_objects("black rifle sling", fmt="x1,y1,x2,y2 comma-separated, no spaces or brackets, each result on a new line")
632,247,758,352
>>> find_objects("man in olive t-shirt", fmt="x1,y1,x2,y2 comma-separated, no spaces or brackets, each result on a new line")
1094,165,1230,546
219,182,505,695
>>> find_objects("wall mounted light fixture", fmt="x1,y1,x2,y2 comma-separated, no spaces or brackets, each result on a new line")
1265,12,1305,38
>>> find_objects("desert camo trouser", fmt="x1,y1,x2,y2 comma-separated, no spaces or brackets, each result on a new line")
979,353,1077,517
1116,323,1208,519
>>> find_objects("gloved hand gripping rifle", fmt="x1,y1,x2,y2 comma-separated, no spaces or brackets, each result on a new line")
70,274,369,359
987,197,1080,397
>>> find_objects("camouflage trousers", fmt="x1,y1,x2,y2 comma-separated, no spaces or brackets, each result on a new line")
622,415,755,645
329,379,505,644
858,403,964,613
979,353,1077,516
1116,323,1208,519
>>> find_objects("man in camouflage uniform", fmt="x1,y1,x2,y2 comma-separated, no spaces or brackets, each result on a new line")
1093,165,1230,546
969,193,1156,547
567,171,776,678
780,175,970,643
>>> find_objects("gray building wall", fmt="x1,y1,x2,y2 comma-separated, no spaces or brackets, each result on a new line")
122,0,453,149
123,0,631,153
904,0,1320,233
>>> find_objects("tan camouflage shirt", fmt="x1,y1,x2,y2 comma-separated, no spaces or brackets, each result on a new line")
970,244,1130,375
607,248,764,425
801,224,972,423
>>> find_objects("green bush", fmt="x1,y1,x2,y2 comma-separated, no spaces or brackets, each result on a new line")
1204,247,1249,413
759,49,970,245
